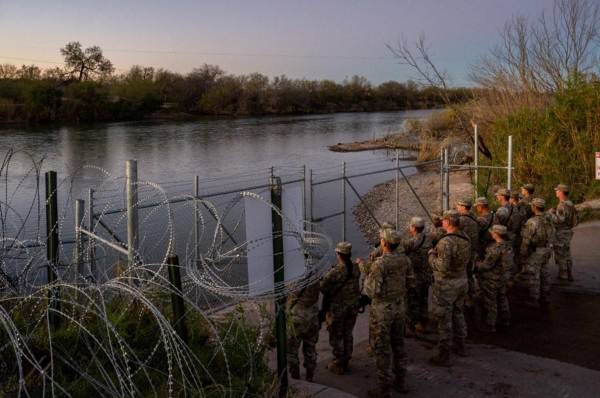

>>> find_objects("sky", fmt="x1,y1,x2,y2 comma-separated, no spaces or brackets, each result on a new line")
0,0,553,86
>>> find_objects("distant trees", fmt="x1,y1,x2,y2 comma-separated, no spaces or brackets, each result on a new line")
0,42,472,123
60,41,114,81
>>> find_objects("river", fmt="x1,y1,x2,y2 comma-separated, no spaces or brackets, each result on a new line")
0,110,434,284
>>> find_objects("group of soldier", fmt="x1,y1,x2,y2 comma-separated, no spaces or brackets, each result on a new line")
285,183,578,398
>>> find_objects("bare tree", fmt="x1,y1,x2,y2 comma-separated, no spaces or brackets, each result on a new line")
471,0,600,92
60,41,114,81
387,34,493,158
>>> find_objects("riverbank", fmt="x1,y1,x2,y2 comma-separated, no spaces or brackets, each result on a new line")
328,131,419,153
353,169,473,244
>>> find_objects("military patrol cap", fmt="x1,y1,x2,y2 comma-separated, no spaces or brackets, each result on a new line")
489,224,508,235
409,216,425,228
442,209,460,224
475,197,489,206
456,197,473,207
531,198,546,208
521,183,535,193
554,184,570,193
335,241,352,255
495,188,510,197
379,228,395,244
510,191,521,200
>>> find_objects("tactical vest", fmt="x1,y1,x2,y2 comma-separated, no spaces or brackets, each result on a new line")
377,253,409,302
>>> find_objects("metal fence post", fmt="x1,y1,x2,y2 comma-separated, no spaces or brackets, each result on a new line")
440,149,444,212
443,148,450,211
45,171,60,329
194,175,200,268
270,176,288,397
308,169,314,224
126,159,139,270
167,255,188,344
507,135,513,191
342,162,346,241
75,199,85,279
87,188,96,281
474,124,479,197
395,149,400,227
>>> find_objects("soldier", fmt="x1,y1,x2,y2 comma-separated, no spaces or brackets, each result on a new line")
428,210,471,366
320,241,361,374
475,225,513,332
456,198,479,305
287,279,320,381
493,188,512,227
519,183,535,220
403,216,433,336
427,213,446,246
549,184,577,281
360,229,414,397
520,198,554,308
509,191,526,277
475,197,494,259
367,222,396,265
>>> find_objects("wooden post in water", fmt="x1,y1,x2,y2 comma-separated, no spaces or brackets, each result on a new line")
45,171,60,329
270,176,288,397
167,255,188,344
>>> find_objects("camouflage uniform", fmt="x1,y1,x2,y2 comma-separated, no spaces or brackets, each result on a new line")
320,259,361,368
520,211,554,304
363,251,414,391
477,239,513,327
477,211,495,259
287,281,320,379
429,231,471,353
518,195,533,220
549,200,577,279
404,232,433,327
459,213,479,297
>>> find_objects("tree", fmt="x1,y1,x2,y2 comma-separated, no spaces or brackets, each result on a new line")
0,64,18,79
17,65,41,80
60,41,114,81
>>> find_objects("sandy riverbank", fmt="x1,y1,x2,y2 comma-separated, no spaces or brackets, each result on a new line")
353,169,473,244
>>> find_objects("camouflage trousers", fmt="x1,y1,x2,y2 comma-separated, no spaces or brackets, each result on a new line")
326,308,358,367
369,301,406,388
467,253,477,298
407,280,430,327
287,313,320,374
479,275,510,327
431,279,468,351
554,229,574,278
521,248,552,302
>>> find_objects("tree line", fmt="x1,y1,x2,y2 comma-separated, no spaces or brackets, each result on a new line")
0,42,472,123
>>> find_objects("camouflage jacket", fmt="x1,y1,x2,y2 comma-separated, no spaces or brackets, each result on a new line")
320,259,360,314
550,200,577,231
427,226,446,247
459,213,480,254
518,196,533,220
494,204,521,239
363,252,414,304
478,241,514,280
428,232,471,282
403,232,433,284
520,214,555,257
287,281,320,321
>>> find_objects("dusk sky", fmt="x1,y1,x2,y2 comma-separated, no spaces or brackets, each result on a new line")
0,0,553,85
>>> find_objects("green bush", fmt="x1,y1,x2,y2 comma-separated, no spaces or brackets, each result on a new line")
488,76,600,205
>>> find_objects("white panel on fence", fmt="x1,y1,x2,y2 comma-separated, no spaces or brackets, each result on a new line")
282,181,305,281
245,190,274,297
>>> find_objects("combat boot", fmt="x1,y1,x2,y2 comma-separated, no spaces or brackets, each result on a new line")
429,347,451,367
453,340,468,357
305,368,315,382
326,361,345,375
289,365,300,380
367,386,391,398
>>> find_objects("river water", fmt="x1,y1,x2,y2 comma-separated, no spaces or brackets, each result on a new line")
0,110,434,281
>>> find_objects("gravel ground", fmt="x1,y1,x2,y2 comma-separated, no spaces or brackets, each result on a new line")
353,170,473,244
